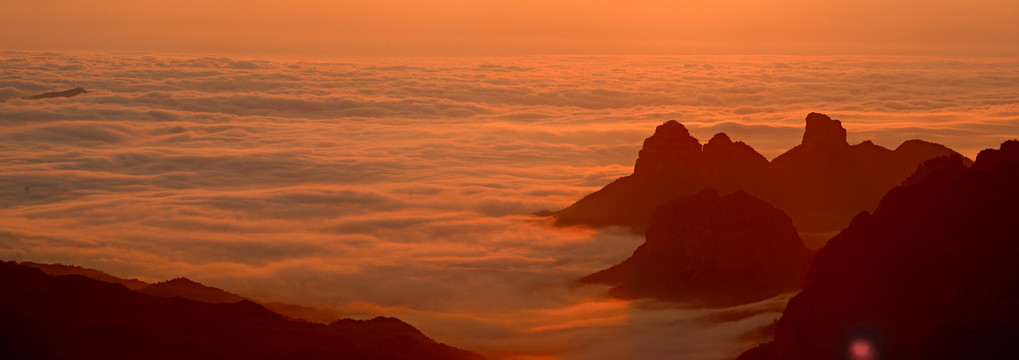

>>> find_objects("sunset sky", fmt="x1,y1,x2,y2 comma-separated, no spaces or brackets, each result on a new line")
3,0,1018,57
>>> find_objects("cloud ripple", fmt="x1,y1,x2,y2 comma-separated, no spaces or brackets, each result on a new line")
1,51,1018,359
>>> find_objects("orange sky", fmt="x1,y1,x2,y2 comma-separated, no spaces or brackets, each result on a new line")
3,0,1018,57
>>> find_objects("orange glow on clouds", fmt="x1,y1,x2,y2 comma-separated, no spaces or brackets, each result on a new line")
2,0,1018,56
2,0,1019,353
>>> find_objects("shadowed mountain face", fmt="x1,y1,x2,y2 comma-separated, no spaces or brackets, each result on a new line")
554,120,769,234
20,262,339,323
553,113,969,244
580,189,811,306
767,113,973,237
0,261,484,360
737,140,1019,360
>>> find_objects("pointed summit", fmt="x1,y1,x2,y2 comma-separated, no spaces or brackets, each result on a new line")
705,132,732,148
801,112,848,148
633,120,702,176
654,119,689,136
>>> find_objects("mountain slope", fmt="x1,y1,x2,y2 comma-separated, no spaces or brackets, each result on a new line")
0,261,484,360
580,189,811,306
21,261,149,290
552,113,968,244
553,120,770,233
736,140,1019,359
19,261,339,323
139,277,248,303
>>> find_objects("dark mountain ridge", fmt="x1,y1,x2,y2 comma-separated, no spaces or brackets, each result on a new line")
20,261,149,290
0,261,484,360
20,261,339,323
736,140,1019,360
552,113,969,246
580,189,813,306
139,277,248,303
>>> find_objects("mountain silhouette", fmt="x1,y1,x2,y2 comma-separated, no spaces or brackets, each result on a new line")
21,261,149,290
0,261,484,360
551,113,968,246
766,113,972,237
140,277,248,303
736,140,1019,360
20,261,339,323
580,189,811,306
553,120,769,233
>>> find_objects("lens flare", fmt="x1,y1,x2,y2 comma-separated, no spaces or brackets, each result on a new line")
849,338,876,360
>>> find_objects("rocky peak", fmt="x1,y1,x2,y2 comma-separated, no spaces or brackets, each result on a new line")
633,120,702,175
579,188,811,306
973,139,1019,170
641,120,701,152
704,132,732,149
801,112,848,148
901,154,969,186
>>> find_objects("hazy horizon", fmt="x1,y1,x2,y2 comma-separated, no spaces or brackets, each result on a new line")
4,1,1019,57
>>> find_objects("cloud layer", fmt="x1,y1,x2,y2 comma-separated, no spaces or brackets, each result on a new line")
1,51,1018,359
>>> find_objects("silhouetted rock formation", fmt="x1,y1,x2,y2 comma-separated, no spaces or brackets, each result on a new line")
18,261,339,323
552,113,969,242
800,112,847,148
554,120,769,233
767,113,972,235
21,87,88,100
580,190,811,306
0,261,484,360
736,140,1019,360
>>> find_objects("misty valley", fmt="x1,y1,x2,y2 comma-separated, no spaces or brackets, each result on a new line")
3,52,1019,359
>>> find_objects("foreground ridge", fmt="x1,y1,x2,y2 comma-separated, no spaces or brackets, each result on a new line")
0,261,485,360
737,140,1019,359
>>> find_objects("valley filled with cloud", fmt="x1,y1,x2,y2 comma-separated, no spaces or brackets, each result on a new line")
1,51,1017,359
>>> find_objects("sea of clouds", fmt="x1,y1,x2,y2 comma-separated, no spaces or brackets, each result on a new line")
1,51,1017,359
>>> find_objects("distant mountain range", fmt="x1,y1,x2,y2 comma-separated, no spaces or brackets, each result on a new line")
1,261,484,360
0,87,88,102
737,140,1019,359
551,113,969,246
580,189,812,306
20,261,338,323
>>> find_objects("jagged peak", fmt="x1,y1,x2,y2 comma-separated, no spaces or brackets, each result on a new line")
901,154,969,186
640,120,700,149
802,112,848,148
703,133,736,154
896,139,937,151
653,120,691,138
708,132,732,145
633,120,702,175
155,277,202,286
972,139,1019,170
